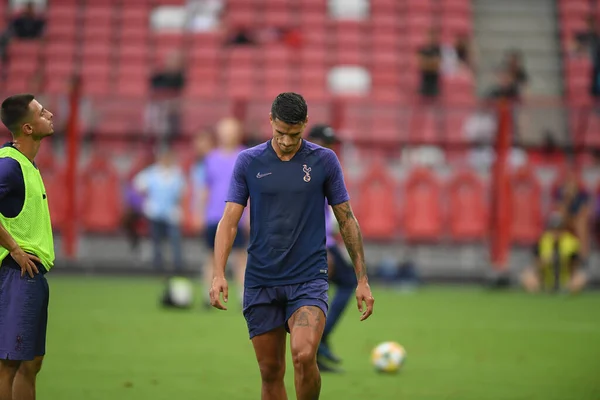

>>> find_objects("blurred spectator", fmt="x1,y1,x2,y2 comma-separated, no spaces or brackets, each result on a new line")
150,51,185,92
552,170,591,263
417,28,442,99
134,146,187,271
485,67,520,101
227,26,255,46
11,2,45,39
258,25,302,49
572,16,600,99
504,50,528,98
187,0,223,32
455,34,473,70
521,213,588,294
145,51,185,142
190,130,214,230
198,118,247,306
441,34,474,75
122,152,154,253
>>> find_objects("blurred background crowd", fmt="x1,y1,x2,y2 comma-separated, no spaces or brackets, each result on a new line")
0,0,599,290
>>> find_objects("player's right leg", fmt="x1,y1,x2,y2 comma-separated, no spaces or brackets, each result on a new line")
149,219,166,270
0,360,20,400
251,327,287,400
244,287,288,399
0,263,49,400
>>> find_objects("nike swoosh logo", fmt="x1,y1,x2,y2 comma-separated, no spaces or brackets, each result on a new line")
256,172,272,179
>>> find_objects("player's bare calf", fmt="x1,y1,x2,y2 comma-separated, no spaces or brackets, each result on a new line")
289,306,326,400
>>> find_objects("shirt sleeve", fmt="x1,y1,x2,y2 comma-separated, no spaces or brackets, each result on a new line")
323,149,350,206
0,158,23,201
226,151,251,206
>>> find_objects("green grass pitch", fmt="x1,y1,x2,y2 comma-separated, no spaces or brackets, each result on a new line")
38,276,600,400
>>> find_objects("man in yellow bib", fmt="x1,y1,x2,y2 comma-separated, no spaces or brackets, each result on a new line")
521,213,588,294
0,94,55,400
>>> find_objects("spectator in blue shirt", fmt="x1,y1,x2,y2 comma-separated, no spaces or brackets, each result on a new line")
134,146,187,271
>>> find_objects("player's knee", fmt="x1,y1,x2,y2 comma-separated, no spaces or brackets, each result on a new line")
18,357,43,380
292,347,317,369
258,361,285,383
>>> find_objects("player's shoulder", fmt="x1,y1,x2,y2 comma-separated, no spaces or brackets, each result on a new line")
303,140,339,165
239,141,269,161
0,154,23,175
303,140,337,157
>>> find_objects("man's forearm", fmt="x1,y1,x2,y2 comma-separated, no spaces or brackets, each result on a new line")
0,222,18,252
213,220,238,278
339,218,367,281
333,202,368,282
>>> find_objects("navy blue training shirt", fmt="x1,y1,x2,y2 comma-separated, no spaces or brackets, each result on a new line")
227,139,350,288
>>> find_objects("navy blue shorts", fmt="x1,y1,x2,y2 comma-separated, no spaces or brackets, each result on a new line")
328,245,357,287
243,279,329,339
205,223,247,249
0,258,49,361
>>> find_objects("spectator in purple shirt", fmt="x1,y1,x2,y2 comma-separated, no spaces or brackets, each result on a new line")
199,118,247,306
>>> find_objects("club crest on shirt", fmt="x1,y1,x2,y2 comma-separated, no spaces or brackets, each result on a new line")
303,164,311,182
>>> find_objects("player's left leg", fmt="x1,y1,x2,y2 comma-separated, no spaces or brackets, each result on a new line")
288,306,326,400
167,222,184,272
13,271,49,400
12,356,43,400
286,280,328,400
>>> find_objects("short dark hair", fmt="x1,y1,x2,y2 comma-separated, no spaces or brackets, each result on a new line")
271,92,308,125
1,94,35,135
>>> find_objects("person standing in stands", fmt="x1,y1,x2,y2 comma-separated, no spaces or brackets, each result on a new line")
0,94,55,400
417,28,442,100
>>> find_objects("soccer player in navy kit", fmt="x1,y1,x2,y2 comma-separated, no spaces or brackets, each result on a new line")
210,93,374,400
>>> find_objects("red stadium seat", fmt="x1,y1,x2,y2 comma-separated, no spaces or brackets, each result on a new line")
510,168,543,245
443,108,471,144
447,170,487,241
354,161,398,240
409,108,439,144
79,156,123,233
403,168,443,242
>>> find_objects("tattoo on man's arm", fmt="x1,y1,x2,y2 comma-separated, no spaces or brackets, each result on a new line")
333,202,367,281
